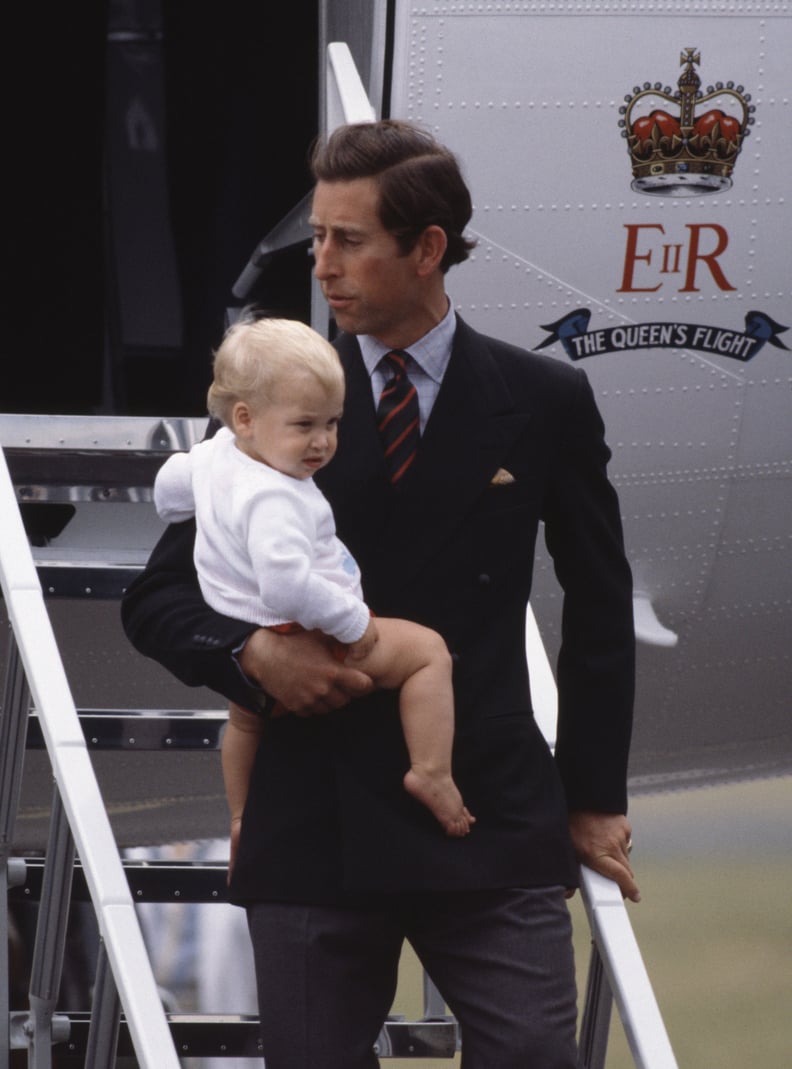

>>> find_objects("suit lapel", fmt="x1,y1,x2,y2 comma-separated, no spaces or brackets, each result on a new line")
320,321,533,589
380,319,532,583
317,333,390,560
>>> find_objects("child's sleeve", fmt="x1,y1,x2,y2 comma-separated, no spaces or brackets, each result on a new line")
153,452,197,524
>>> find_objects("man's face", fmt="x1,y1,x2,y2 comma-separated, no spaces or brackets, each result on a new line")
310,177,427,347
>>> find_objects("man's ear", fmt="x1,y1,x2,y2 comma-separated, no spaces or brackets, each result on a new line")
414,224,448,277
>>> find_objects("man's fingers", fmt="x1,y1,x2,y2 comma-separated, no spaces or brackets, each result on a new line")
340,665,375,696
287,665,374,717
568,811,641,903
590,851,641,903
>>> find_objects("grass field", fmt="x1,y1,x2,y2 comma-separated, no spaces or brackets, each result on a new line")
389,776,792,1068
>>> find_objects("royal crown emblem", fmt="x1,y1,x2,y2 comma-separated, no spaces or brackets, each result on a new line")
618,48,755,196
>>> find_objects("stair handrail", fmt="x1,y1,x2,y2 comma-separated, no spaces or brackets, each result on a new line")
0,443,181,1068
526,605,678,1068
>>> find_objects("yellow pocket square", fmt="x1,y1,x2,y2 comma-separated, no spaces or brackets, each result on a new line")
490,468,516,486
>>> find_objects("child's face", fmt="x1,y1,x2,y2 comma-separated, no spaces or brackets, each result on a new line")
233,372,344,480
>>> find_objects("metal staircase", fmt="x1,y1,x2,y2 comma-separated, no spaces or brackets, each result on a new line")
1,421,184,1068
0,410,677,1066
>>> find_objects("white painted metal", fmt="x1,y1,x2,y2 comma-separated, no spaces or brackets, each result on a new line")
0,446,181,1069
526,606,678,1067
313,41,378,348
327,41,376,128
525,604,558,749
580,867,679,1069
0,413,207,452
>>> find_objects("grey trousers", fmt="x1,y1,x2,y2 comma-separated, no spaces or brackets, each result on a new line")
247,886,579,1069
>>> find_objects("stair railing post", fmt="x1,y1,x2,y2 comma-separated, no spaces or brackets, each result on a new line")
578,941,614,1069
84,939,122,1069
1,634,32,1058
25,787,75,1069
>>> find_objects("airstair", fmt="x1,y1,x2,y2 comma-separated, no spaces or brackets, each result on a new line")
0,420,677,1068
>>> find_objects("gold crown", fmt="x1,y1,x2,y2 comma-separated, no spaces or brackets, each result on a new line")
618,48,754,196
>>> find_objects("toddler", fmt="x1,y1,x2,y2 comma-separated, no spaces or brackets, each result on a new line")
153,317,474,862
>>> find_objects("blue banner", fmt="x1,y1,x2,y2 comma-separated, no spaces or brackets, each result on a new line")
536,310,788,362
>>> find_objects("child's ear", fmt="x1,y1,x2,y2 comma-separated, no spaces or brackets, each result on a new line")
231,400,253,437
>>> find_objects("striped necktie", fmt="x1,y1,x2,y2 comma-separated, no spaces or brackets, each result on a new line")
376,350,420,484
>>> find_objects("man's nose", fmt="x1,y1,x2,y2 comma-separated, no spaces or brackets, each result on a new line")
313,242,336,279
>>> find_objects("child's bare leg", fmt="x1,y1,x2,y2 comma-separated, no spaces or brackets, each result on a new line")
222,703,265,876
348,620,474,837
399,642,475,837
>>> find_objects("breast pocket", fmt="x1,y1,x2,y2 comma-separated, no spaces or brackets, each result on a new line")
472,480,541,581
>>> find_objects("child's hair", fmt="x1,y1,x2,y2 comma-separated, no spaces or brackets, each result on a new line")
207,315,345,426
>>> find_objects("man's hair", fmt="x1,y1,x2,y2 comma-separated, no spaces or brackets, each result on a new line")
311,119,476,272
207,314,345,427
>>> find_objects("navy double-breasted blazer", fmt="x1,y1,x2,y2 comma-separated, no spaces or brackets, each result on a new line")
122,316,635,902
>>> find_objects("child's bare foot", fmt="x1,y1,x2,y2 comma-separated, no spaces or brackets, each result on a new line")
403,767,476,837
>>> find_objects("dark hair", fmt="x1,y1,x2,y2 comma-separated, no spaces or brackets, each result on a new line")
311,120,476,272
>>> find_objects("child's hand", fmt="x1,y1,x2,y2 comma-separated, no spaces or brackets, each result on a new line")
346,618,379,662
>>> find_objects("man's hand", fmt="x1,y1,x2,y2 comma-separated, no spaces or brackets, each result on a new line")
568,810,641,903
238,627,374,716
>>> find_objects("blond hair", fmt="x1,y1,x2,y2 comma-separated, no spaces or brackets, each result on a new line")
207,315,345,426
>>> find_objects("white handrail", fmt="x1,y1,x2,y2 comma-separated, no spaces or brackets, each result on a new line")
580,867,678,1068
327,41,376,129
313,41,378,337
526,604,678,1068
0,445,181,1068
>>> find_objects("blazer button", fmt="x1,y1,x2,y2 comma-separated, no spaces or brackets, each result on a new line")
478,573,491,585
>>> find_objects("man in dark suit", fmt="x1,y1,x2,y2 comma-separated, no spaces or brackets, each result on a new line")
122,119,638,1068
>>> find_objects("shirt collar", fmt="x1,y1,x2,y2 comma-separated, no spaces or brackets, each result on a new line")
358,301,456,383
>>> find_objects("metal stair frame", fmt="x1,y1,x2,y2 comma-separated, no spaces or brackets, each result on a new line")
0,445,182,1069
